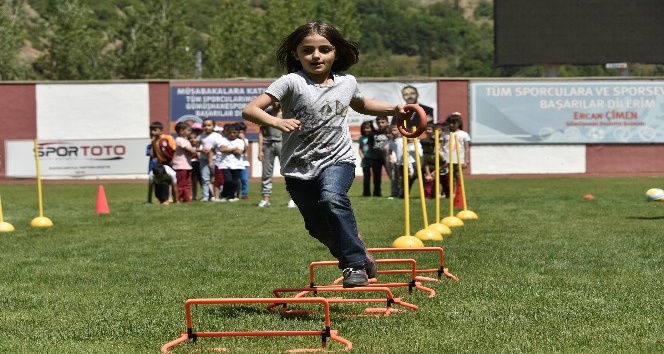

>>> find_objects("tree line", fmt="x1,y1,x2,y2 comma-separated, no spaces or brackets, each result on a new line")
1,0,662,81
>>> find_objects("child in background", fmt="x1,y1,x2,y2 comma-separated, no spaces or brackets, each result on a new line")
393,135,422,199
242,21,409,287
419,124,437,199
148,121,175,202
385,125,400,199
434,122,450,198
172,122,198,202
147,163,178,205
358,120,375,197
188,125,203,201
211,125,226,200
146,143,156,172
441,112,471,199
236,121,251,199
149,121,175,166
199,118,223,202
218,123,245,202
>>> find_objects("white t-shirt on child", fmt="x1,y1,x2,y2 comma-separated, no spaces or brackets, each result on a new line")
218,137,246,169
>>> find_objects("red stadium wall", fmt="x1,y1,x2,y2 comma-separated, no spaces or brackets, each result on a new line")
586,145,664,174
0,84,36,177
149,82,171,132
437,80,469,128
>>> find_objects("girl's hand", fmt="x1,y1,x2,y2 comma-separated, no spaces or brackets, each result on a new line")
394,104,410,121
275,118,301,132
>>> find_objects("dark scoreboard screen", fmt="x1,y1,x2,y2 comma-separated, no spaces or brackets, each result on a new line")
494,0,664,66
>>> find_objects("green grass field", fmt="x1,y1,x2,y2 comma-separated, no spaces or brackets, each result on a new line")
1,177,663,353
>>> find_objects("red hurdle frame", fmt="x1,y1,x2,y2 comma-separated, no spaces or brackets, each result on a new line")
268,285,419,315
366,247,459,282
161,297,352,353
301,258,436,297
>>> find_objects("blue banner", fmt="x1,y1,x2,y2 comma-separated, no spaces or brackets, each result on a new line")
169,81,270,140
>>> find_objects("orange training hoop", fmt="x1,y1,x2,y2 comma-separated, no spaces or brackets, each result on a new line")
397,104,427,138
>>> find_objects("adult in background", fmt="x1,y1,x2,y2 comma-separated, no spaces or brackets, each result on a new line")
370,116,390,197
257,102,295,208
392,85,435,127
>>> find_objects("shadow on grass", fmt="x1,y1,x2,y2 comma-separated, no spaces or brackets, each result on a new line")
626,216,664,220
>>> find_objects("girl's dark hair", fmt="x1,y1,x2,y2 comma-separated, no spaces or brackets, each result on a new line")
360,120,375,136
152,163,166,176
446,114,463,130
175,121,189,133
276,21,359,73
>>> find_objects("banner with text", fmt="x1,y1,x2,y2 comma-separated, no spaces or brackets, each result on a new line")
170,81,270,140
5,139,150,177
470,81,664,143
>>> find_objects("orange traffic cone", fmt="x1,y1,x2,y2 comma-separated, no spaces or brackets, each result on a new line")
96,185,110,214
453,179,464,208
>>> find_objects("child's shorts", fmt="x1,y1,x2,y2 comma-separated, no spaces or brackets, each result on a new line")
214,167,225,187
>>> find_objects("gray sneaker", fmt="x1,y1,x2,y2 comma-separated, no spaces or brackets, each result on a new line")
342,268,368,288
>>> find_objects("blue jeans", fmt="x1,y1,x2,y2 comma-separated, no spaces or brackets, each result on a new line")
240,168,249,197
286,163,367,270
199,159,212,200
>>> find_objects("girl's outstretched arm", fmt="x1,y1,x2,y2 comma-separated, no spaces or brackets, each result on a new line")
242,93,301,132
350,98,407,119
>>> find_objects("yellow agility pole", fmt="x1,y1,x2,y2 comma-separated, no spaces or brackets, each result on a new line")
427,129,451,237
412,132,442,242
441,132,463,228
0,195,15,232
454,133,478,220
392,135,424,248
403,136,410,236
31,139,53,228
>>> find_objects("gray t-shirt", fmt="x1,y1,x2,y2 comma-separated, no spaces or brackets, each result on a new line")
260,125,282,143
266,71,362,180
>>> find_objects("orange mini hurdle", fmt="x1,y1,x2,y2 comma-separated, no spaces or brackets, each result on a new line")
302,258,436,297
268,285,419,316
366,247,459,282
161,297,352,353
